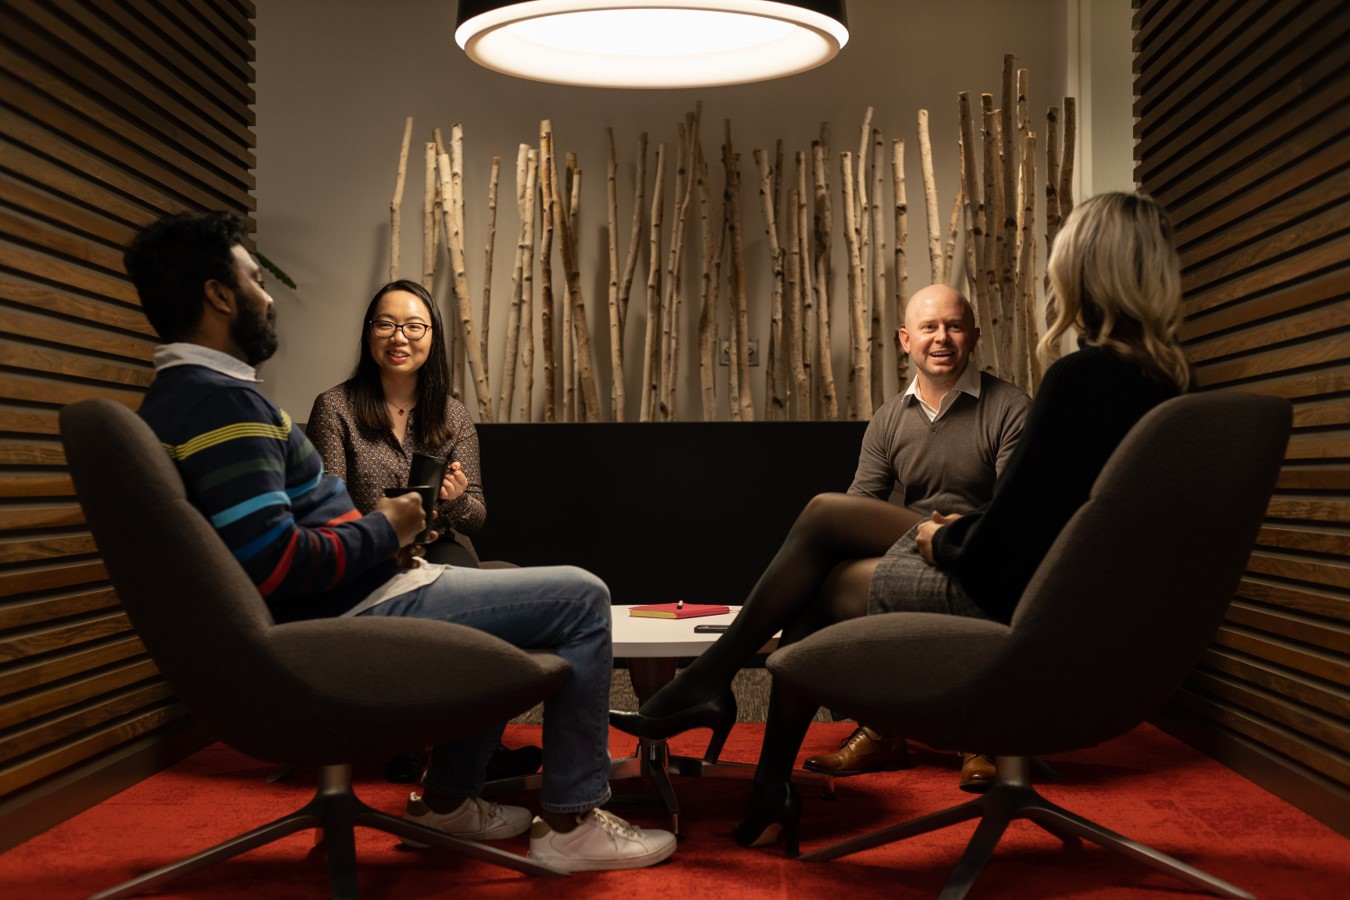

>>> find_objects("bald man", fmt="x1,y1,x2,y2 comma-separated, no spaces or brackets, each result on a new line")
804,284,1029,792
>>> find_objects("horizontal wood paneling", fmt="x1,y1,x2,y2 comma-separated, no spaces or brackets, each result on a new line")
1137,0,1350,837
0,0,254,837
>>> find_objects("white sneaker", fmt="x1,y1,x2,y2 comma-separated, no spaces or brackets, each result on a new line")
527,808,677,872
401,792,532,846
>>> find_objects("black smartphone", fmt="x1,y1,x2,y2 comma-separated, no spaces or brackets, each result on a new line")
693,624,729,633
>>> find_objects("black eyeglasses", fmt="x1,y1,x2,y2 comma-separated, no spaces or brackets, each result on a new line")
369,320,430,340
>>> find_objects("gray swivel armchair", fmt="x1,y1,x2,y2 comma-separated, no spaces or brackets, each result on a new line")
60,398,573,898
767,392,1291,899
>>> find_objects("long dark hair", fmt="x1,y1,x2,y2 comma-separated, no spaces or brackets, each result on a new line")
343,280,454,447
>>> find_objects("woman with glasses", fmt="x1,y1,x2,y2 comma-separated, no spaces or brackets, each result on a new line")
307,280,542,781
306,280,485,568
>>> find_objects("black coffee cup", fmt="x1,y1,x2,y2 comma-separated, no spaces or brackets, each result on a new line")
384,485,436,544
410,452,449,490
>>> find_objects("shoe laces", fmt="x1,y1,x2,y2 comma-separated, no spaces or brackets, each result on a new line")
842,728,873,750
585,808,643,840
468,796,505,819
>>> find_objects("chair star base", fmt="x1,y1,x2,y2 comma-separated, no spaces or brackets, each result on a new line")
92,763,565,900
800,755,1253,900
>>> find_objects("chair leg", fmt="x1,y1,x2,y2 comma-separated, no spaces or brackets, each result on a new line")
801,755,1254,900
92,763,565,899
1024,799,1255,900
91,804,321,899
939,799,1014,900
800,796,984,862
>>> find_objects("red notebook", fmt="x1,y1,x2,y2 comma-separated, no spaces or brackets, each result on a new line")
629,603,730,619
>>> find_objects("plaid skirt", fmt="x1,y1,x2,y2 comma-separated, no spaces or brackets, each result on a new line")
868,524,993,621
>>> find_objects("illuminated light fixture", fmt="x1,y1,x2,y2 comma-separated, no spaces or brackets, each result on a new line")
455,0,849,89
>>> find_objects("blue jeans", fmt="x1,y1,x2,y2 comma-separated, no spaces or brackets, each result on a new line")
359,564,613,814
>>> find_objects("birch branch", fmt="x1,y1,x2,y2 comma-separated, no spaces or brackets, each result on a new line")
480,155,500,373
1044,104,1062,347
918,109,943,284
1060,97,1076,220
856,106,873,327
725,121,753,421
433,129,462,402
519,148,538,422
1000,56,1018,326
639,143,666,422
447,125,492,420
1020,128,1040,391
422,141,437,292
957,93,986,326
840,151,868,419
390,115,412,282
697,122,719,420
619,133,648,341
548,127,600,421
982,94,1008,379
786,182,806,419
755,147,787,420
796,152,815,419
892,138,909,391
659,120,691,420
811,137,838,420
500,146,534,422
870,127,886,413
606,129,624,421
538,122,557,421
945,183,963,288
561,152,576,420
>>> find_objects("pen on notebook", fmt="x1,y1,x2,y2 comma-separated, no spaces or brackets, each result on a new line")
677,600,684,610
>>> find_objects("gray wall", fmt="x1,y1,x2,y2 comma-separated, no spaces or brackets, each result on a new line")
253,0,1129,421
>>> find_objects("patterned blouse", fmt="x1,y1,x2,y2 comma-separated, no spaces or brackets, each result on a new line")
305,384,486,536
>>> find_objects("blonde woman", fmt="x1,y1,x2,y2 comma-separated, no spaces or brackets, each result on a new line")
611,192,1194,855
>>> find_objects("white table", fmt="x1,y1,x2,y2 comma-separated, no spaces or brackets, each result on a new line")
486,605,830,835
611,604,769,657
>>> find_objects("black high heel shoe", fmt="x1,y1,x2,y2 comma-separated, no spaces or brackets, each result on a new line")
608,692,737,762
733,783,801,858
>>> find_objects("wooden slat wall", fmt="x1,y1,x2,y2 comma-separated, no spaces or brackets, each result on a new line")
0,0,255,849
1134,0,1350,835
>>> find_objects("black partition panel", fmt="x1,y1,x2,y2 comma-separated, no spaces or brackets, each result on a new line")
473,421,869,605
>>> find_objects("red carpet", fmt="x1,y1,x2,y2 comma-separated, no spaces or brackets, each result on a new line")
0,722,1344,898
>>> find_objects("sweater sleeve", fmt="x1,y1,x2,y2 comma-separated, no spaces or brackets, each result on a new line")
992,387,1030,478
171,385,399,604
847,400,899,499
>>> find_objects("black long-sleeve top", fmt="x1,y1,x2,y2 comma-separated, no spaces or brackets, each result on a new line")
931,346,1179,623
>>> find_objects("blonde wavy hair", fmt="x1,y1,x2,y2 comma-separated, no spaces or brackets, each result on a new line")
1038,192,1194,392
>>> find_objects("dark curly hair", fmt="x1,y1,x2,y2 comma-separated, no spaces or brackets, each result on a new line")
123,211,249,342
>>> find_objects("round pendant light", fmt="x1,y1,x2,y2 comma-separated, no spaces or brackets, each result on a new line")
455,0,849,89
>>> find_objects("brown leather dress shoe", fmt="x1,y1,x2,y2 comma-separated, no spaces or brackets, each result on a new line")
959,752,997,792
803,726,911,775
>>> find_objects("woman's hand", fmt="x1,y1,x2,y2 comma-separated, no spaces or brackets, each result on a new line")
915,510,961,565
440,462,468,503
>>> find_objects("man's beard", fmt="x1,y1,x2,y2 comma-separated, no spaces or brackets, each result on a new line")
232,299,278,366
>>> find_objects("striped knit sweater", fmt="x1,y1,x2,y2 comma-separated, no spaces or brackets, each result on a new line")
139,358,401,622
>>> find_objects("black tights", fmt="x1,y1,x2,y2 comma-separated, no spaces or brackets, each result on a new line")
639,493,924,796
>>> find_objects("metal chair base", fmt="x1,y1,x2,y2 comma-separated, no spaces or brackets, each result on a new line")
92,763,564,900
800,755,1254,900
